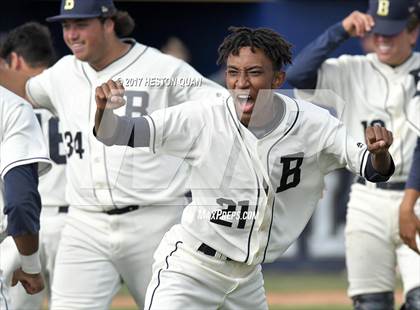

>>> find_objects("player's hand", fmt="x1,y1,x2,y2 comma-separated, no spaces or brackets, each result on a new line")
399,189,420,254
399,203,420,254
11,268,44,295
366,125,393,155
342,11,375,37
366,125,393,175
95,79,126,110
0,58,7,69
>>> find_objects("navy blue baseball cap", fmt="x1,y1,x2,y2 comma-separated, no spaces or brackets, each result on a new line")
368,0,414,36
46,0,117,22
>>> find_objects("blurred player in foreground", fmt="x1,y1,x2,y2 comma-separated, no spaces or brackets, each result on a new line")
0,0,224,308
0,85,51,307
287,0,420,308
0,22,67,310
94,26,395,309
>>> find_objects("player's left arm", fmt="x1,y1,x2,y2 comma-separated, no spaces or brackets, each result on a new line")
3,164,45,295
399,137,420,253
364,125,394,180
318,113,394,181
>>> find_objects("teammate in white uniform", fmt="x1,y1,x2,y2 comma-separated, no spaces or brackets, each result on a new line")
0,0,224,309
0,85,51,308
0,22,67,310
94,26,395,309
287,0,420,308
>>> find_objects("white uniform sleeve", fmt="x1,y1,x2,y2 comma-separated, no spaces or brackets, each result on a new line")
0,97,51,179
317,112,369,178
145,100,210,165
295,55,354,113
25,68,56,114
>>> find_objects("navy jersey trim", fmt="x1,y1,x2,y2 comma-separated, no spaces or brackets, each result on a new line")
225,98,261,263
266,98,300,161
81,65,99,202
146,115,157,154
263,98,300,260
360,149,369,177
368,62,402,175
147,241,183,310
262,198,276,263
111,45,149,79
82,64,117,208
1,157,49,177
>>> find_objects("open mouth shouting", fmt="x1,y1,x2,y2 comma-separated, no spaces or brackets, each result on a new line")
235,93,255,114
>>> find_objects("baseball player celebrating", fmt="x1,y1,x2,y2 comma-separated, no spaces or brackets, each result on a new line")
400,137,420,254
94,26,395,309
0,85,51,308
0,0,224,309
287,0,420,308
0,22,67,310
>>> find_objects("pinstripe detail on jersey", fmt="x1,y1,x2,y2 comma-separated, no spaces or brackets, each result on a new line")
145,115,157,154
368,61,404,176
147,241,183,310
80,64,100,202
111,45,149,79
266,97,300,164
262,198,276,264
225,97,262,263
263,97,300,262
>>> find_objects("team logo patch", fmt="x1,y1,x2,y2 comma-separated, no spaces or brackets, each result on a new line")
64,0,74,10
377,0,390,16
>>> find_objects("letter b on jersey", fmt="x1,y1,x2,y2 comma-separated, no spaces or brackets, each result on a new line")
276,152,304,193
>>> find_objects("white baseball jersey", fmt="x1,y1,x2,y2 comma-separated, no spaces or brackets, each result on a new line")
0,86,51,241
26,40,225,210
296,52,419,182
34,109,67,207
144,93,370,264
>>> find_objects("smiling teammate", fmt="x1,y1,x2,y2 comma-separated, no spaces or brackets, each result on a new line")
0,22,67,310
287,0,420,308
0,0,224,309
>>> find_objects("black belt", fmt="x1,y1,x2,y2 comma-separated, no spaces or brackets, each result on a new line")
197,243,232,261
356,177,405,191
58,206,69,213
105,205,139,215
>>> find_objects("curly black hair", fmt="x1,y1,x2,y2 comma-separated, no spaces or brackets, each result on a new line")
217,26,293,71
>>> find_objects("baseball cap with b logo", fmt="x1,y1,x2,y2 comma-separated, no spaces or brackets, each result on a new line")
368,0,414,36
46,0,116,22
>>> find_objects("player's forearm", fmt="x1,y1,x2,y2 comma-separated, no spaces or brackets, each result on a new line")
13,233,39,255
94,110,150,148
0,67,29,100
286,22,349,89
371,152,393,176
95,108,119,140
4,164,41,236
401,189,420,212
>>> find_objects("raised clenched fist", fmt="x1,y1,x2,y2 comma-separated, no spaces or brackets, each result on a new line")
95,79,126,110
